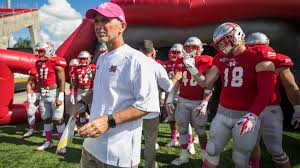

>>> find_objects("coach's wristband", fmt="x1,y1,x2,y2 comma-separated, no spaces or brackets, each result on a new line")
57,92,64,101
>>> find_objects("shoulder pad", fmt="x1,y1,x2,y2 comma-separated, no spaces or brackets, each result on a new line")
54,57,67,67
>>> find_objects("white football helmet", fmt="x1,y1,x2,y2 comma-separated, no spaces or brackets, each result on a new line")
245,32,270,46
212,22,245,54
35,41,55,60
77,51,91,66
69,58,79,67
183,37,203,56
168,43,183,61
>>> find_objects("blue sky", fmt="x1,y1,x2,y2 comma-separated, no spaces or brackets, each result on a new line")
0,0,106,46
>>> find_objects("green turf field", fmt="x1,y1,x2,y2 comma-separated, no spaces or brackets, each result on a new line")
0,122,300,168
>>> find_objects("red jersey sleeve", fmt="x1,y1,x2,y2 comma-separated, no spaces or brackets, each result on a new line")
276,53,293,69
54,57,67,68
28,66,37,76
88,64,96,72
252,45,277,62
201,55,213,67
212,53,223,69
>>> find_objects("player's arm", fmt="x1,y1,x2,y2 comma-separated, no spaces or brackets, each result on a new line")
55,66,66,106
279,68,300,105
279,67,300,128
193,65,220,88
248,60,276,116
26,76,34,103
183,56,219,88
55,66,65,93
194,68,214,117
236,60,276,135
34,69,42,106
26,76,34,94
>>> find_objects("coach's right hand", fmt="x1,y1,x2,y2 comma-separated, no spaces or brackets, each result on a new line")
79,115,109,138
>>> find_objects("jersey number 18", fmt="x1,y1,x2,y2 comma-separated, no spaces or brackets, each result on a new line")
224,67,243,87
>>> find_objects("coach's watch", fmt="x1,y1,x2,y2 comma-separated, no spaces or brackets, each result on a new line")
108,114,116,128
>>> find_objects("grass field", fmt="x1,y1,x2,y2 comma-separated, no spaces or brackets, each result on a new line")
1,122,300,168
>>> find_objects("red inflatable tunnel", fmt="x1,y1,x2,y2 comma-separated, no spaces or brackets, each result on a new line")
0,49,38,125
1,0,300,125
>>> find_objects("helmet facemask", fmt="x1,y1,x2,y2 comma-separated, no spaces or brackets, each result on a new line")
77,51,91,66
183,45,201,57
35,41,55,61
168,50,181,62
212,23,245,55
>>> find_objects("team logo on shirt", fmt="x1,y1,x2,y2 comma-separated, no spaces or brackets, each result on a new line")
285,58,291,63
109,65,118,73
267,51,276,57
228,58,238,67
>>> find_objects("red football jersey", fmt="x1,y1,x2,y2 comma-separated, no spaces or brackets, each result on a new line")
175,55,213,100
74,64,96,87
36,56,67,87
270,53,294,105
28,67,39,92
164,60,177,79
213,47,277,111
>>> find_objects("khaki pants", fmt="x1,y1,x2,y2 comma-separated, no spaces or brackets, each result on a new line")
80,148,138,168
143,117,159,168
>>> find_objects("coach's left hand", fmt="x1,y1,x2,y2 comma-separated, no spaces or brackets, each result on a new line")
79,115,109,138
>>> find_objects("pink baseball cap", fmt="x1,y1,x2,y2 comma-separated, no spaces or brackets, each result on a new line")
86,2,126,23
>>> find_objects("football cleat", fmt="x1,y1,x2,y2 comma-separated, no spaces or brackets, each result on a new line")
193,135,199,144
155,143,160,150
171,151,189,166
22,129,35,138
188,143,196,155
36,141,53,151
165,139,179,147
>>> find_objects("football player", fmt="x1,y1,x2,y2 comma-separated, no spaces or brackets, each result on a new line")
69,58,79,105
70,51,96,127
164,43,183,147
246,32,300,168
22,66,40,138
167,37,213,166
185,23,277,168
34,41,67,154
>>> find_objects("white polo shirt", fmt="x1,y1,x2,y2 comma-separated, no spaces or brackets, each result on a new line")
143,57,173,120
83,44,159,167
